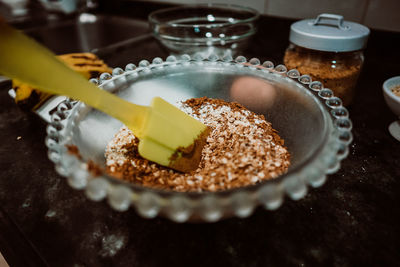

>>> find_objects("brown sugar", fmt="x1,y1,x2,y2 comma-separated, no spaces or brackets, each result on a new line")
168,126,211,173
105,97,290,192
284,45,363,106
66,144,82,160
391,85,400,97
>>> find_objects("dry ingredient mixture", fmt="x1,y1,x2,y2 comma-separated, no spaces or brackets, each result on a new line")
105,97,290,192
284,45,363,106
391,85,400,97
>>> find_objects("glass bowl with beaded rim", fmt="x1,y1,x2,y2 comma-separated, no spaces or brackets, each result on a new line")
148,4,259,57
45,54,352,223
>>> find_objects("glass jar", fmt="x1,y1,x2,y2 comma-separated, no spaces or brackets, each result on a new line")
283,14,369,106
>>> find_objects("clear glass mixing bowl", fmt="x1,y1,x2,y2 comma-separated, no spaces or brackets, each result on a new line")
45,55,352,222
148,4,259,57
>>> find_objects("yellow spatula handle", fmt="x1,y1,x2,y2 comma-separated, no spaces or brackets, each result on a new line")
0,21,148,135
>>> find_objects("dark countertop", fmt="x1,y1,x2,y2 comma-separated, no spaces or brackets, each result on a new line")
1,9,400,267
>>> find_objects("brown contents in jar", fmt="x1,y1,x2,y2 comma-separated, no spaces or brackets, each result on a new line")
391,85,400,97
284,45,363,105
105,97,290,192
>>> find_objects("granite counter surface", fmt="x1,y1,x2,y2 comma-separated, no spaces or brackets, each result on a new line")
0,11,399,267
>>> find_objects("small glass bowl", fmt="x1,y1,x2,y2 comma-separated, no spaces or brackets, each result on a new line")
383,76,400,141
45,55,352,223
148,4,259,57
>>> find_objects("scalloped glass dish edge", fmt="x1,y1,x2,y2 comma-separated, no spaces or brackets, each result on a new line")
45,54,353,223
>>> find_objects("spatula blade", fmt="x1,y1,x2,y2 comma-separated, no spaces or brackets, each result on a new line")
138,97,210,172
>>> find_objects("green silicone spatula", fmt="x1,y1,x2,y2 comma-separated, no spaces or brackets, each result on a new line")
0,20,210,172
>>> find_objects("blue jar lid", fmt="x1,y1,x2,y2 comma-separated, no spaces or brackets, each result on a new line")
289,13,370,52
